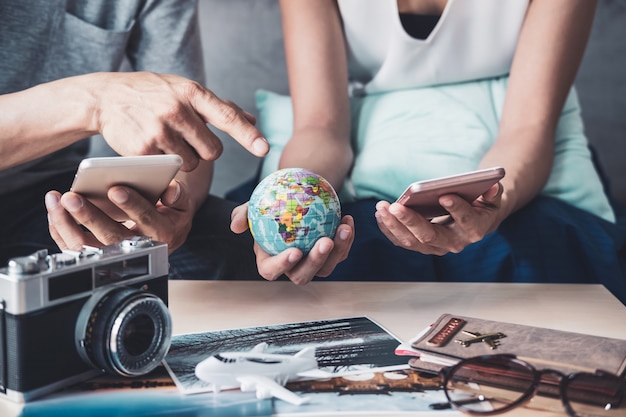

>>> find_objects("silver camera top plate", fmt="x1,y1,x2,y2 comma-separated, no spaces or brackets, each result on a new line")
0,237,168,315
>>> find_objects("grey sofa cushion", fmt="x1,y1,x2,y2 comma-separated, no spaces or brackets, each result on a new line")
199,0,289,197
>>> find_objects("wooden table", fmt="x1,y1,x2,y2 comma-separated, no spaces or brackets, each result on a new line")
3,281,625,417
169,281,626,342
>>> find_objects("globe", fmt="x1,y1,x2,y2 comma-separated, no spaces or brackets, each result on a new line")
248,168,341,255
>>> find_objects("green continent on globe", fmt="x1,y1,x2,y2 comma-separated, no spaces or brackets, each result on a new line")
248,168,341,255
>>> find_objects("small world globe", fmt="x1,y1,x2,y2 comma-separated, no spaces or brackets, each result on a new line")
248,168,341,255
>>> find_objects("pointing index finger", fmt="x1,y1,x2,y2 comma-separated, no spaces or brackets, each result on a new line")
191,87,269,157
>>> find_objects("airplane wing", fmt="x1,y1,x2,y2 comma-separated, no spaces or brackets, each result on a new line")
237,375,310,406
483,338,496,349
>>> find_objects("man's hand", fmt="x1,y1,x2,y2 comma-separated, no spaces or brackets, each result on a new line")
45,179,195,253
92,72,269,171
374,183,504,255
0,72,269,171
230,203,355,285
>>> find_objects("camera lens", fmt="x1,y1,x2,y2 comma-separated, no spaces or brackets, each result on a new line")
121,313,155,356
76,287,172,377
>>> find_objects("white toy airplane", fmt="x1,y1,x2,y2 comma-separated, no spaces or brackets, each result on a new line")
194,342,318,406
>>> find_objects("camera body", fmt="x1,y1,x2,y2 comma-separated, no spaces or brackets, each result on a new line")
0,237,171,402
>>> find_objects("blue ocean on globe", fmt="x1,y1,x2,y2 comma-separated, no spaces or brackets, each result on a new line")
248,168,341,255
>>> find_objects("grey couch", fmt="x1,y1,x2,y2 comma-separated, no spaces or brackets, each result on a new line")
197,0,625,208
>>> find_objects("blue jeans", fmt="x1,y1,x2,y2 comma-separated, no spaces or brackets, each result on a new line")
0,172,72,266
228,175,626,304
167,195,262,280
329,196,626,305
5,175,625,305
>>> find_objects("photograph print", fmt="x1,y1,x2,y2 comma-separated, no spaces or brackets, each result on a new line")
163,316,410,394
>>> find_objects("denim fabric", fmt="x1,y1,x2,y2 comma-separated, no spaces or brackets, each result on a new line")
329,197,626,305
0,172,73,266
168,195,262,281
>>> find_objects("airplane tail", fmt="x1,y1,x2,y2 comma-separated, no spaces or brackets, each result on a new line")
294,347,316,358
250,342,269,353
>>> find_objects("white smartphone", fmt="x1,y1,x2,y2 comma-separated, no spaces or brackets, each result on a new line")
70,154,183,222
396,167,505,219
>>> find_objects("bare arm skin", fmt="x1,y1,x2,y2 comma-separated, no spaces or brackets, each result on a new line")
278,0,353,190
480,0,598,220
0,71,269,172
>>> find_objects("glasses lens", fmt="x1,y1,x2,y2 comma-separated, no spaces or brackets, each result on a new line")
445,356,536,414
565,373,625,417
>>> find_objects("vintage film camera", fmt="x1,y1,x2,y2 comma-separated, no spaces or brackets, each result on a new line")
0,236,171,402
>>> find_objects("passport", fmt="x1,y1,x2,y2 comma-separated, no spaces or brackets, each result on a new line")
402,313,626,377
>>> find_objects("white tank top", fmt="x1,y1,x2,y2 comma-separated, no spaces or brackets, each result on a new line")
337,0,530,94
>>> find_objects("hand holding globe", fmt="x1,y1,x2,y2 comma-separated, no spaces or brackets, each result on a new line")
247,168,342,255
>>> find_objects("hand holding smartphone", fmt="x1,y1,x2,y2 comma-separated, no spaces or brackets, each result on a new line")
70,154,183,222
396,167,505,219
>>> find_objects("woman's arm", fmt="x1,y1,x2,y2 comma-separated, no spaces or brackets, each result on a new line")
375,0,598,256
233,0,355,285
278,0,353,189
480,0,598,222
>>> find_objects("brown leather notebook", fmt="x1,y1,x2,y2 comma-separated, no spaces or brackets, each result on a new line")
407,313,626,376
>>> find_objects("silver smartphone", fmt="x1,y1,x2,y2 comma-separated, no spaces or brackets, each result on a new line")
396,167,505,219
70,154,183,222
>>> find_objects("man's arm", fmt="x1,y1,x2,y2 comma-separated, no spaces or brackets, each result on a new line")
0,72,268,172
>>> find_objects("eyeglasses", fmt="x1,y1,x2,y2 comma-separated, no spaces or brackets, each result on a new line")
436,354,625,417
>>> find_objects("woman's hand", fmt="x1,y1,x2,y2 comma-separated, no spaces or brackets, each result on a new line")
231,202,355,285
375,183,503,255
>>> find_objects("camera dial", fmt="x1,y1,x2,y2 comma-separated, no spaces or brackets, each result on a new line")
75,287,172,377
121,236,153,251
7,249,49,275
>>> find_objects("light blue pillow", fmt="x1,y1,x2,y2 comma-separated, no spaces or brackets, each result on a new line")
256,89,294,182
255,79,615,223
